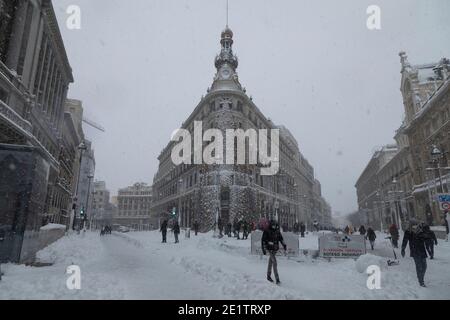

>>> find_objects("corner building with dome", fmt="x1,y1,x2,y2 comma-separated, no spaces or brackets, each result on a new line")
150,26,332,231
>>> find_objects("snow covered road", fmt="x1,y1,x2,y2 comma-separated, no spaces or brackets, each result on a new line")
1,230,449,300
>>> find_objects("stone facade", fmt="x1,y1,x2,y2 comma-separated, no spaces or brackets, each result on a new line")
0,0,75,263
356,53,450,229
91,181,113,228
151,27,331,231
116,183,154,230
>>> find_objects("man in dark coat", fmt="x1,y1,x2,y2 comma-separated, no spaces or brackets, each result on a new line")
160,220,168,243
402,220,428,287
193,220,199,236
444,218,449,242
300,222,306,238
423,225,438,259
261,220,287,285
293,222,299,234
233,218,239,238
389,224,400,248
236,220,242,240
242,220,250,240
358,225,366,236
227,222,232,237
172,220,180,243
366,227,376,250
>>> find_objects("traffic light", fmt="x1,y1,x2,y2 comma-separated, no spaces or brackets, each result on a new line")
172,207,176,216
80,207,85,217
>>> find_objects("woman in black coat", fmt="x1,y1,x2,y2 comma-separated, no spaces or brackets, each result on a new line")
366,227,376,250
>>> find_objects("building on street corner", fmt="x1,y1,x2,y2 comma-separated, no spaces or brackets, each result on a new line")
151,26,331,231
356,53,450,229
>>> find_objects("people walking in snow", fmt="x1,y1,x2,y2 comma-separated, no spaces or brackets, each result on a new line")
300,222,306,238
423,225,438,260
366,227,376,250
402,220,428,287
358,225,366,236
389,224,400,248
160,219,168,243
344,225,350,235
227,222,232,237
233,218,239,238
193,220,199,236
293,222,299,234
172,220,180,243
236,220,242,240
261,220,287,285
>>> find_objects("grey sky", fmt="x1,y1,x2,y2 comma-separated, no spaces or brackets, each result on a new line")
53,0,450,215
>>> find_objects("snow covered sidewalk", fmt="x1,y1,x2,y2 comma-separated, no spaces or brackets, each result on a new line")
1,230,449,299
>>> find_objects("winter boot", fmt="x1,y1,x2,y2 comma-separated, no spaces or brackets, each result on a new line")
267,276,274,283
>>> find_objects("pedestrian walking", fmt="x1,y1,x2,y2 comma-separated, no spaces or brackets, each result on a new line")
358,225,366,236
227,222,232,237
160,219,168,243
366,227,376,250
193,220,199,236
300,222,306,238
261,220,287,285
444,218,449,242
242,220,249,240
389,224,400,248
402,220,428,287
423,225,438,260
172,220,180,243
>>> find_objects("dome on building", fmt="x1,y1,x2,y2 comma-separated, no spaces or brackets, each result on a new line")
221,26,233,39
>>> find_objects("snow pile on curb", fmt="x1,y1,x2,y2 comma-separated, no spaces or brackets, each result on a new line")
355,254,386,273
37,232,103,265
40,223,66,231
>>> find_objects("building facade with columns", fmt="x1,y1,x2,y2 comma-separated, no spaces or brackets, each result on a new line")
0,0,74,263
116,183,154,230
151,26,330,231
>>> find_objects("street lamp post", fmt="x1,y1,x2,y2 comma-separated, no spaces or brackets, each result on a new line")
390,178,403,233
72,142,87,231
85,174,94,230
376,190,384,232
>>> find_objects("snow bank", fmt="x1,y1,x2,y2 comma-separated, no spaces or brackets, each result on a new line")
37,232,103,265
355,254,386,273
40,223,66,231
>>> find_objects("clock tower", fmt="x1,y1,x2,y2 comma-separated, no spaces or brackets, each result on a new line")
211,26,243,92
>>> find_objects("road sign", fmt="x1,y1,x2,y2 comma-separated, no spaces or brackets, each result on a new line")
437,194,450,211
319,234,366,259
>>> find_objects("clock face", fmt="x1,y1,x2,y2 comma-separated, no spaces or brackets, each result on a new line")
221,68,231,79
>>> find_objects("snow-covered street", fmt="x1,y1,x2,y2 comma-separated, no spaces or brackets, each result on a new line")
1,230,450,300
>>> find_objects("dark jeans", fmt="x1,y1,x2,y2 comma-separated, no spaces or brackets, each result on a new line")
162,231,167,243
392,238,398,248
413,256,427,285
194,229,198,236
175,233,179,243
425,242,434,258
267,251,279,281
